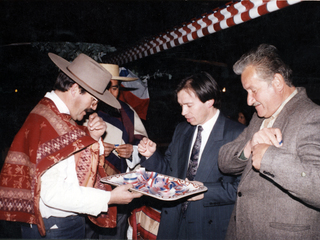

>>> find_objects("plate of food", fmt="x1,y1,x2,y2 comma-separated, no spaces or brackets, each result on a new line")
100,168,208,201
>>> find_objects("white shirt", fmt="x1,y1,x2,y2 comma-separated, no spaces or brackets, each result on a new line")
39,91,110,218
189,110,220,164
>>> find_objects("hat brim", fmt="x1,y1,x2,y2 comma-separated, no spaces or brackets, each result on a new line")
49,53,121,109
112,76,138,81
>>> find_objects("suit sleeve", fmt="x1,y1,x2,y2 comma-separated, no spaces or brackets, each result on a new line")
205,121,245,206
218,121,254,175
140,150,169,174
203,174,241,206
141,124,183,174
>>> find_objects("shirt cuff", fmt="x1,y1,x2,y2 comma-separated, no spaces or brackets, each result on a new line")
126,146,141,170
239,150,248,160
98,138,104,155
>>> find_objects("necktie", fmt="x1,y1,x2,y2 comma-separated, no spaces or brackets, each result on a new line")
186,125,203,181
181,125,203,214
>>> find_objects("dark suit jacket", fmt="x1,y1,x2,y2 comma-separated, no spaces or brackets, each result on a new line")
141,112,245,240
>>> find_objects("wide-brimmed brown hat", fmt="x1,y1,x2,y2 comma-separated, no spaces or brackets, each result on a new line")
100,63,138,81
49,53,121,109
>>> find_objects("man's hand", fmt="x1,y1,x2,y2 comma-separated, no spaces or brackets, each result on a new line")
243,127,283,158
251,143,270,170
138,137,156,158
115,144,133,158
109,184,142,205
87,113,106,141
103,142,114,157
186,179,204,201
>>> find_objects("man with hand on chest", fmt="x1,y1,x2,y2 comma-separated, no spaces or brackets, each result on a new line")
218,44,320,239
0,53,142,239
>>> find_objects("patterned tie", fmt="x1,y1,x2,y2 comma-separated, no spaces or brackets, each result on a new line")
181,125,203,214
186,125,203,181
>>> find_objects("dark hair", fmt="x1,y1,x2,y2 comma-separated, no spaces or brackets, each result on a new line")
53,72,86,94
175,71,221,109
106,79,121,90
233,44,293,87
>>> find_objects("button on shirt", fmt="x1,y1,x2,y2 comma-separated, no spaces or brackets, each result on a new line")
189,110,220,164
39,91,110,218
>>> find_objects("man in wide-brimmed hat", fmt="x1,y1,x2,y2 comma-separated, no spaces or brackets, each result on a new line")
98,64,146,174
85,63,149,239
0,53,142,239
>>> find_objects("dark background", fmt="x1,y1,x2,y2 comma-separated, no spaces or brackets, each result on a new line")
1,1,320,237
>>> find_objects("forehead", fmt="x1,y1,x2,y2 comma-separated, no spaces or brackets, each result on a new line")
241,66,264,88
110,79,119,86
177,88,198,102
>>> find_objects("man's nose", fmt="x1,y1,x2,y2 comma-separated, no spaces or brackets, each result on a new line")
247,93,255,106
181,106,187,116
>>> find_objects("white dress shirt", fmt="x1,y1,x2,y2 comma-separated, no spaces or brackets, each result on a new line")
39,91,110,218
189,110,220,164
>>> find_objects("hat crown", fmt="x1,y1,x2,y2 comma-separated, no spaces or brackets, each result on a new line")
100,63,120,78
100,63,138,81
68,54,111,94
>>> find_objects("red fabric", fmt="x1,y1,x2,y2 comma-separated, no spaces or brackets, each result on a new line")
0,98,116,236
129,206,161,240
118,90,149,120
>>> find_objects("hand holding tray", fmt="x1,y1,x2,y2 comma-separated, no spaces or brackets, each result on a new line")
101,168,208,201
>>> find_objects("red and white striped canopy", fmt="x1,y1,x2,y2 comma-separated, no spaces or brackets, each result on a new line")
108,0,302,65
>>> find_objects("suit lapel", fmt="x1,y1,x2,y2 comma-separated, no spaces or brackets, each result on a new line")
195,114,225,181
273,88,303,130
178,125,196,179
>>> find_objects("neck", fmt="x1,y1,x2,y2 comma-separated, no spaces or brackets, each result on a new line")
203,107,218,124
282,85,296,102
54,90,71,110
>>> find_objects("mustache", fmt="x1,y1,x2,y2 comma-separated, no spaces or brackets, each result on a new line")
252,102,261,107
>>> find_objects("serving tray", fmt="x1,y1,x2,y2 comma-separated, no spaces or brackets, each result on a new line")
101,168,207,201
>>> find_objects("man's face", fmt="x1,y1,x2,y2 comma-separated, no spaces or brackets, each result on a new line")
177,89,212,126
70,87,98,121
241,65,281,118
108,79,120,99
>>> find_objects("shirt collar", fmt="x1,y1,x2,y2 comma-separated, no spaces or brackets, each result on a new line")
261,88,298,129
271,88,298,119
199,109,220,132
45,90,70,114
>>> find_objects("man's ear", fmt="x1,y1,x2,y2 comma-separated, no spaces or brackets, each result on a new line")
70,83,79,97
272,73,284,92
206,99,215,108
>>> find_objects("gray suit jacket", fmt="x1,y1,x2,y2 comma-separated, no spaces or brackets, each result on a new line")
218,87,320,239
142,113,245,240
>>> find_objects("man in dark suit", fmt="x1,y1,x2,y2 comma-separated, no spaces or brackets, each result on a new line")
138,72,245,240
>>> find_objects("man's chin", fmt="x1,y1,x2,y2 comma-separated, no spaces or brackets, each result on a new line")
187,119,197,125
257,111,266,118
78,112,88,121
